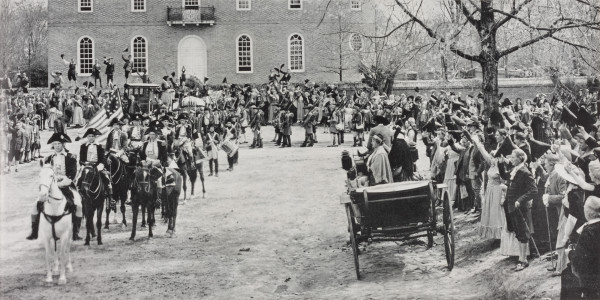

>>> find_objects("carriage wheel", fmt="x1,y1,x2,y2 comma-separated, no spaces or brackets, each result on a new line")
345,204,360,280
442,191,456,271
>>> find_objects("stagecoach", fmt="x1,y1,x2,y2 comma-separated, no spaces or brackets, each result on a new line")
124,83,160,113
340,154,455,280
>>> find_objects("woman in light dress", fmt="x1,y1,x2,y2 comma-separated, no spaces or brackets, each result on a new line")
71,96,85,127
469,131,528,256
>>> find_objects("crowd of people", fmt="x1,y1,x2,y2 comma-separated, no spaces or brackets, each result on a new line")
1,53,599,298
344,86,600,299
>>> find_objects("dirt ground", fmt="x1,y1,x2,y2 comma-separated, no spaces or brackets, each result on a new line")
0,126,560,299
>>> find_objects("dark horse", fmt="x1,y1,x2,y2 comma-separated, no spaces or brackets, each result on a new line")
104,154,129,229
129,164,158,240
174,147,206,200
78,165,105,245
150,166,182,237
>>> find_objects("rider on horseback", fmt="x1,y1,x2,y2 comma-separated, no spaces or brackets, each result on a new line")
105,118,129,210
174,113,195,170
27,133,83,241
78,128,113,212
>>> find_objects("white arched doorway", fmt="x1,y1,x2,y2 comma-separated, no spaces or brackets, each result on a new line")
178,35,207,81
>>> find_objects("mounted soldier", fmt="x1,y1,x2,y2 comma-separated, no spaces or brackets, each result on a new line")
105,118,129,163
27,133,83,241
174,113,195,170
78,128,113,206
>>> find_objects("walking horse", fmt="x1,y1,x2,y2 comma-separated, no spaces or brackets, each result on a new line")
104,154,129,228
129,164,158,240
149,165,182,237
174,146,206,200
38,165,73,284
78,165,105,245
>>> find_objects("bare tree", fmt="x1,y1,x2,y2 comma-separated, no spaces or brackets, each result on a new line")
381,0,600,115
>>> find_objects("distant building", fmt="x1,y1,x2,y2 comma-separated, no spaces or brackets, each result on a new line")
48,0,376,86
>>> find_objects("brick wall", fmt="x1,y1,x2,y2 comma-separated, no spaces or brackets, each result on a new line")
48,0,376,87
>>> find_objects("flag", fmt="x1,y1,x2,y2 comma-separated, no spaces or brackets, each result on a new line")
77,88,124,145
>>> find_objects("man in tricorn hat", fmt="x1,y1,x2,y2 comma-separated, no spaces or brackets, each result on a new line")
351,105,365,147
105,118,129,163
27,133,83,241
78,127,113,220
174,113,195,170
301,104,316,147
103,56,115,89
249,105,264,149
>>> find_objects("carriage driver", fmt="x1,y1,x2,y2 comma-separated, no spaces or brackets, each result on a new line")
78,128,113,203
27,133,83,241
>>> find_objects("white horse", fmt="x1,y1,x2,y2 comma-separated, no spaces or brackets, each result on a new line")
38,165,73,285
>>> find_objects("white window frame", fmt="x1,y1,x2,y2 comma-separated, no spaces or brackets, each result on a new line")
131,0,146,12
183,0,199,9
131,36,149,75
288,33,305,72
288,0,302,10
350,0,361,11
237,0,251,11
236,34,253,74
349,33,363,51
77,36,94,76
78,0,93,12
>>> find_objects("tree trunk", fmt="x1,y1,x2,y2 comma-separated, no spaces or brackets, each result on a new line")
479,0,499,119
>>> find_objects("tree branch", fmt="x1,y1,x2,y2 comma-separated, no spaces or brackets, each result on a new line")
498,31,554,57
394,0,482,62
454,0,479,27
493,0,534,30
551,36,600,53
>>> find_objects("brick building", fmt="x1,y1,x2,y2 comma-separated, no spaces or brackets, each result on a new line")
48,0,376,87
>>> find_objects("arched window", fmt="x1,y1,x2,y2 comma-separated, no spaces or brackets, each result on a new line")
288,34,304,72
350,33,363,51
78,37,94,75
132,36,148,73
237,35,253,73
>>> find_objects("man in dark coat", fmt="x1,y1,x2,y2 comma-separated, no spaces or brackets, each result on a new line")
571,196,600,299
105,118,129,162
140,126,168,166
103,57,115,89
506,148,538,271
79,127,113,199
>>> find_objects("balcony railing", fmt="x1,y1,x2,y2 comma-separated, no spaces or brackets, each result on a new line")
167,6,215,26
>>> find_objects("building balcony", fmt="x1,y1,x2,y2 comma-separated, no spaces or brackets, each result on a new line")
167,6,215,26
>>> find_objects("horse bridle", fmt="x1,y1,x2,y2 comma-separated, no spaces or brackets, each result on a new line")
39,167,63,202
133,167,152,194
107,154,125,185
80,165,102,198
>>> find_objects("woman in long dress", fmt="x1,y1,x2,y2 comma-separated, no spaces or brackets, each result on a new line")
469,132,528,256
71,97,84,127
444,141,460,203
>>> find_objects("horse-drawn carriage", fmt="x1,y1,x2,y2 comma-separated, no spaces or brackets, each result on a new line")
340,152,455,280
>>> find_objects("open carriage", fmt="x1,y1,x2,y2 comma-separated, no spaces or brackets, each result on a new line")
340,153,455,280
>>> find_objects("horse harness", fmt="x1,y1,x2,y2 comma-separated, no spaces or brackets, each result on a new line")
39,175,73,251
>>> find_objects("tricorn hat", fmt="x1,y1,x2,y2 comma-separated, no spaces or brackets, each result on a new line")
373,115,390,126
48,132,72,144
494,136,517,158
176,113,189,121
501,98,513,107
109,118,124,127
421,117,442,133
560,107,578,126
149,120,164,129
145,126,161,135
530,139,551,161
83,128,102,137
